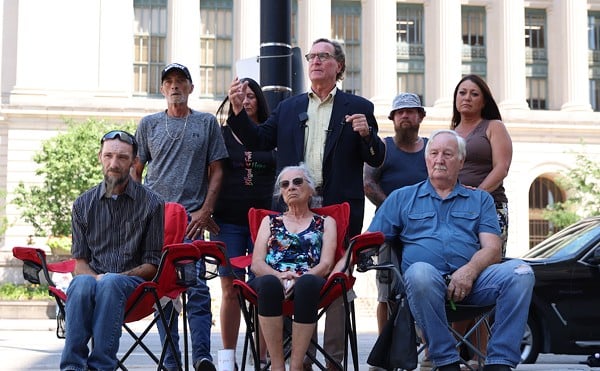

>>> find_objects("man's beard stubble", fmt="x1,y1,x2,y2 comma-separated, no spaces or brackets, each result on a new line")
104,171,128,197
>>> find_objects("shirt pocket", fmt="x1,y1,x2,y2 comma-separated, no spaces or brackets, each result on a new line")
449,210,480,241
405,211,436,237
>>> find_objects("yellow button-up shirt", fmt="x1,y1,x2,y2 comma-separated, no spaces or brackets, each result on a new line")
305,87,337,186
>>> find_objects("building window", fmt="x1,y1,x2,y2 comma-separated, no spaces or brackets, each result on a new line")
332,1,361,95
133,0,167,96
589,12,600,111
396,3,424,100
528,176,566,248
525,9,548,110
461,6,486,77
526,77,547,110
200,0,233,98
591,79,600,111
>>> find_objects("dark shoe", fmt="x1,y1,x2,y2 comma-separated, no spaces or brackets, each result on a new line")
195,358,217,371
582,353,600,367
438,362,461,371
482,365,511,371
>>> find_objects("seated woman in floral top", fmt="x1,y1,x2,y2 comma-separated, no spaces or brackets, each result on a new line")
249,164,337,371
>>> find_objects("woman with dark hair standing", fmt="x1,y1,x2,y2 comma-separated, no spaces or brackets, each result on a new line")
214,77,275,367
451,74,511,253
451,74,512,370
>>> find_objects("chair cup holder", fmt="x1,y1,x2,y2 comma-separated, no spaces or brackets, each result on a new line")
174,260,198,287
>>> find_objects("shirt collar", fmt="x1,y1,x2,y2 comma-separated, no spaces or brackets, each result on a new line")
97,177,136,200
418,179,470,200
308,86,337,102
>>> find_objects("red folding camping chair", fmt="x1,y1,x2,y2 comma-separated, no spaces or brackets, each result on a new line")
11,202,206,371
231,202,385,371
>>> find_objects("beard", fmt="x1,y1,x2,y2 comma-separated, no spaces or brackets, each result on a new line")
104,170,128,197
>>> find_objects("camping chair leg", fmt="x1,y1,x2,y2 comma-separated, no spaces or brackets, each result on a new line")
447,309,494,371
120,318,162,367
347,300,359,371
182,293,190,371
254,308,264,371
251,308,262,371
120,290,167,368
157,300,184,371
55,301,67,338
237,294,260,371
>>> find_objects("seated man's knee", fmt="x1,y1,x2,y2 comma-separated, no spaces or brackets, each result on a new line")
502,259,535,289
67,274,97,296
404,261,439,289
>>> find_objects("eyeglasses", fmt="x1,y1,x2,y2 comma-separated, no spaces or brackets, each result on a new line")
279,177,305,189
304,52,334,62
101,130,138,153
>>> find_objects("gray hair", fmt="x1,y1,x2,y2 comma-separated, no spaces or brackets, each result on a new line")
425,129,467,161
274,164,317,207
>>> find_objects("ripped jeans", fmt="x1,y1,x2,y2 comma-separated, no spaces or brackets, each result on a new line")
404,259,534,368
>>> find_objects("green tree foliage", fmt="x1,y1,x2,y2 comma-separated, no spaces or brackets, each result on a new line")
544,153,600,229
13,119,137,237
0,283,50,301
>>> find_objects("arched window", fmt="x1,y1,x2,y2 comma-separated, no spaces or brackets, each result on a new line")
528,176,566,247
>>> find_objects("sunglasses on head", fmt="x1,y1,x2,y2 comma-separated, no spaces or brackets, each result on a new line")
102,130,135,144
279,177,305,189
101,130,138,155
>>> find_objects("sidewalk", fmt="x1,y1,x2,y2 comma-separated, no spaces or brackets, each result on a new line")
0,318,597,371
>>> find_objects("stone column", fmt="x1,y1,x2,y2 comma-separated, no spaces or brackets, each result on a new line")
297,0,331,88
169,0,201,84
423,0,462,109
233,0,260,60
547,0,592,111
361,0,396,104
97,0,133,94
486,0,529,111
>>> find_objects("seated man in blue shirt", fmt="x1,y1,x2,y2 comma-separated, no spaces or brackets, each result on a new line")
60,130,164,371
368,129,534,371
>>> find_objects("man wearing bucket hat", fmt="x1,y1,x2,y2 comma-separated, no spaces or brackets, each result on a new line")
364,93,428,370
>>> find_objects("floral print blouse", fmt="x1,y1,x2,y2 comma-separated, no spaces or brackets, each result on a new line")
265,213,325,274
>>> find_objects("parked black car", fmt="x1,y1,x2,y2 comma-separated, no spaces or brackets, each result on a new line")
519,217,600,363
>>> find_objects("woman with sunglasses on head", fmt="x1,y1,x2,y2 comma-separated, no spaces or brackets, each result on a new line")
249,164,337,371
214,77,275,368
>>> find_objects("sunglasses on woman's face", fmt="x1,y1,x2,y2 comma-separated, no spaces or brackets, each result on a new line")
279,177,305,189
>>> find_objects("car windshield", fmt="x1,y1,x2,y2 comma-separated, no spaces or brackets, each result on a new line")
522,219,600,259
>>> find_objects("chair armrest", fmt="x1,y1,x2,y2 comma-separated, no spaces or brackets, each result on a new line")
192,240,228,280
336,231,384,274
12,246,75,286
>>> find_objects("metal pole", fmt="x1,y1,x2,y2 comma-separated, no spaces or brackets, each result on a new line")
260,0,292,109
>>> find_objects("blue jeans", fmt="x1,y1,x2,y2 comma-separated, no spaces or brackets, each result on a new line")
211,219,254,278
60,273,144,371
404,259,534,368
157,260,212,370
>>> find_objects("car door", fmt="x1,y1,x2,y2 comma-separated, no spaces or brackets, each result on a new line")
562,243,600,342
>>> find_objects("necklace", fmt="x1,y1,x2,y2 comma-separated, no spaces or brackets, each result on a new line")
165,110,189,140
